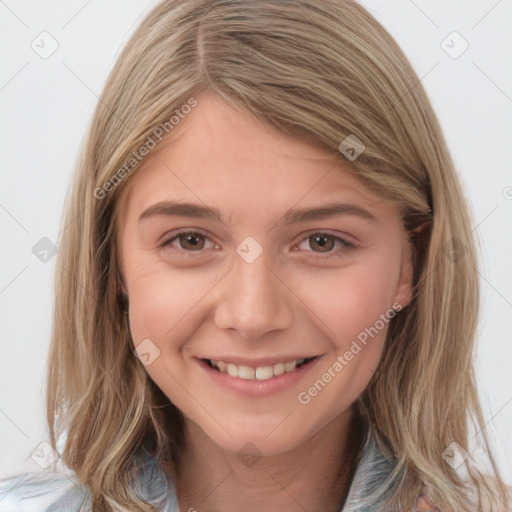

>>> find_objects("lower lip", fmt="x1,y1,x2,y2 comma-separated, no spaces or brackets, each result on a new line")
195,356,323,398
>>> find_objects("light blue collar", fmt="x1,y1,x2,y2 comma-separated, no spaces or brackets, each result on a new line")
0,410,400,512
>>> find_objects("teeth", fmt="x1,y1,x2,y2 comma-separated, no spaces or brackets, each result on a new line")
209,358,310,381
227,363,238,378
238,365,255,380
273,363,285,376
284,360,297,372
255,366,273,380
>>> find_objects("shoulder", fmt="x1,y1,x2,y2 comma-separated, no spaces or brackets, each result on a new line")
0,470,91,512
0,448,179,512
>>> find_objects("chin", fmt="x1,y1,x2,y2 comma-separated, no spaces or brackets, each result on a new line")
218,430,304,458
190,413,313,458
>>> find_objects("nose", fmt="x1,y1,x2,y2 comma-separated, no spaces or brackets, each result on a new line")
213,247,294,340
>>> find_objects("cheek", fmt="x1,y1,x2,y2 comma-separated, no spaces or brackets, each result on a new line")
125,257,220,347
292,255,401,414
290,251,401,347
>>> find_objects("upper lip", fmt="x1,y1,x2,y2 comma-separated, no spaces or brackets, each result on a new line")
197,355,320,367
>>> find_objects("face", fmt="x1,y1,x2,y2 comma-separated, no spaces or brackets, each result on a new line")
117,92,413,457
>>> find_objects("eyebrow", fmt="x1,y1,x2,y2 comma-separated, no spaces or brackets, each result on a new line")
137,200,377,226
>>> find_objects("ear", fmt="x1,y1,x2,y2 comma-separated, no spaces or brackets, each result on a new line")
393,221,431,310
392,230,415,310
119,278,128,296
117,268,129,302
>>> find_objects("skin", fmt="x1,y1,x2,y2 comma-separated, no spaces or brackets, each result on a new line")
117,91,414,512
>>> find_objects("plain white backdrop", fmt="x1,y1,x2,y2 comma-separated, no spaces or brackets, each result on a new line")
1,0,511,484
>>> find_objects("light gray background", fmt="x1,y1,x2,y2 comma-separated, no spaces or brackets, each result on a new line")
1,0,511,483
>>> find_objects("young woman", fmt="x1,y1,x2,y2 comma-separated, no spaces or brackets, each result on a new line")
1,1,509,511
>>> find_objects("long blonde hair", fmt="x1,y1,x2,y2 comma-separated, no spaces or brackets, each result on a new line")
47,0,510,510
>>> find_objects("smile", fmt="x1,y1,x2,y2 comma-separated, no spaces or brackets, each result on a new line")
203,357,318,381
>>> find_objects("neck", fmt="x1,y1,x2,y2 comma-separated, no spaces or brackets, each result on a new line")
172,403,364,512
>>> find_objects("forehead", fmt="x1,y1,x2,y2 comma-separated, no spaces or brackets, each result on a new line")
116,93,392,222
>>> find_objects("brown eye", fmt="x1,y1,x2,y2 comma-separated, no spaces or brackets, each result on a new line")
309,233,336,253
176,232,205,251
295,231,355,258
159,229,217,255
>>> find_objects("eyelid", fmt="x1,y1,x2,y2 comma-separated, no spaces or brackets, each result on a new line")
159,228,357,259
294,229,356,247
158,227,218,254
158,227,210,244
292,230,356,258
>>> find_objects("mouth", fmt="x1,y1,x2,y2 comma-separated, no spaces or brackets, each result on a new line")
201,356,319,381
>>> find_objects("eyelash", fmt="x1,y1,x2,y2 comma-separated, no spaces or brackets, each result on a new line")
158,228,356,259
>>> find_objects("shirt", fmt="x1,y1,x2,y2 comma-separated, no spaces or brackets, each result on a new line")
0,417,401,512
